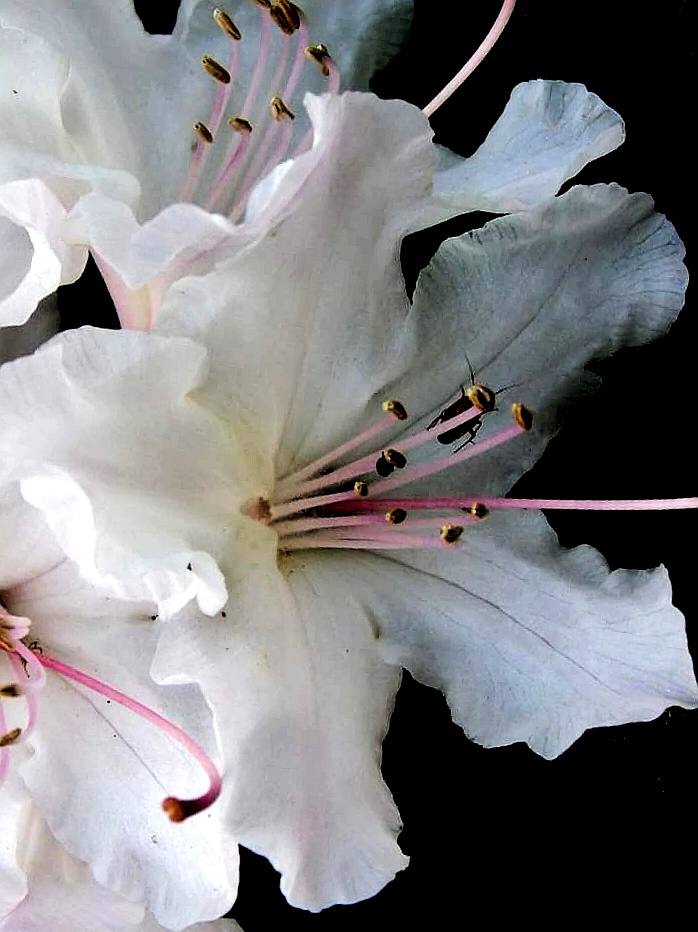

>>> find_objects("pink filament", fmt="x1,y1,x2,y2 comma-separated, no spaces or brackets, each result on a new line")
422,0,518,118
278,414,399,491
329,496,698,513
372,422,526,496
37,652,222,822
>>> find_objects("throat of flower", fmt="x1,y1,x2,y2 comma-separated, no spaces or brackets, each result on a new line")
0,612,221,821
254,387,698,553
179,2,340,219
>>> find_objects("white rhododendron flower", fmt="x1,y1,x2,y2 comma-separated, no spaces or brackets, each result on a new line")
0,0,626,332
0,77,695,911
0,487,237,929
0,0,694,926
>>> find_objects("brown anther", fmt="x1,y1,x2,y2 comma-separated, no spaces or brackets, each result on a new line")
193,121,214,144
270,96,295,122
466,385,497,413
469,502,490,520
270,0,302,33
304,43,332,77
251,0,271,8
440,524,464,545
383,449,407,469
240,496,272,523
0,727,22,747
382,399,408,421
386,508,408,525
213,8,242,40
228,116,253,134
162,797,188,823
512,402,534,431
0,684,22,698
354,481,369,497
201,55,231,84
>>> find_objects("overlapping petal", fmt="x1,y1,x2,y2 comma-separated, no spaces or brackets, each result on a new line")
434,80,625,212
156,91,450,468
152,525,407,911
0,328,234,615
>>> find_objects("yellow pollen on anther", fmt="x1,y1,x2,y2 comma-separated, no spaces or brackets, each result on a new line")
386,508,408,525
270,96,295,122
469,502,490,520
466,385,497,412
0,684,22,698
270,0,303,33
213,8,242,40
354,481,369,497
382,399,408,421
251,0,271,8
228,116,254,134
193,121,215,144
512,402,534,431
304,43,332,77
201,55,232,84
440,524,464,544
0,727,22,747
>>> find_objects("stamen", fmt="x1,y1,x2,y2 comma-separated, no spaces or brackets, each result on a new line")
36,653,222,822
0,684,22,698
354,481,369,497
201,55,232,85
0,727,21,747
280,530,457,551
251,0,272,7
440,524,464,544
228,116,253,134
423,0,518,118
304,43,332,77
329,497,698,514
270,0,303,34
277,400,408,492
368,414,530,497
213,8,243,40
270,96,295,122
193,121,215,145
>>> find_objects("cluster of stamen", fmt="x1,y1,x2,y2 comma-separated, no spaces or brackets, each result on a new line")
180,2,340,218
247,384,697,553
0,606,221,822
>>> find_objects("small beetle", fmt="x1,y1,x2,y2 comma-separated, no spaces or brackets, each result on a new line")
427,356,497,450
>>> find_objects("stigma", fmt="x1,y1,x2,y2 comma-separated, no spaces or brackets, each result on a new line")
242,380,697,554
179,2,340,218
0,605,221,821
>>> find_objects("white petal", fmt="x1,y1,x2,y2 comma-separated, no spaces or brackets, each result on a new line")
386,183,687,497
312,510,698,759
434,81,625,212
0,776,27,918
0,484,63,590
0,179,86,326
157,91,450,473
0,327,234,616
152,529,407,912
1,800,242,932
8,561,236,930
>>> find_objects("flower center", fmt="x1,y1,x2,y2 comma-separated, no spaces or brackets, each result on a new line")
179,2,340,219
238,384,698,553
0,604,221,821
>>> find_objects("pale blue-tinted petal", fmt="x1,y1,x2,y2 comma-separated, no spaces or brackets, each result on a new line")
384,183,687,498
434,81,625,212
308,509,698,759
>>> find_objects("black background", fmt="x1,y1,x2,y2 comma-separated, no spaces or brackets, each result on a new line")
67,1,696,926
